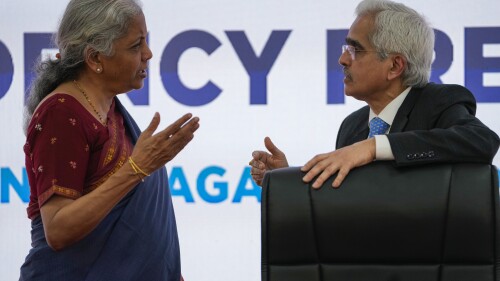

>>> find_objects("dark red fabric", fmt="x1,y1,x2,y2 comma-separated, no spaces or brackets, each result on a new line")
24,94,133,219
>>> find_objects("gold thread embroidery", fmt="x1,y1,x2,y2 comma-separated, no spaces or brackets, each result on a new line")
38,184,82,206
86,139,129,193
103,113,117,166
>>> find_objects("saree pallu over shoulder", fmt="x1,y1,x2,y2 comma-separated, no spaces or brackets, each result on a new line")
19,98,181,281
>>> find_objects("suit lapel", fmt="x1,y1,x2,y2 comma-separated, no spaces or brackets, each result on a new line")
390,87,422,133
351,126,370,144
349,107,370,144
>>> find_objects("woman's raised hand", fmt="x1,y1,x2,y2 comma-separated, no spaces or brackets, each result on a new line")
131,112,200,174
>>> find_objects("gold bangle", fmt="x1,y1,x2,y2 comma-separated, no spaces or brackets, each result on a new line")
128,157,150,182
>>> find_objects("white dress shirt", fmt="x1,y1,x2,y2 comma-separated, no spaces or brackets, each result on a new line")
368,87,411,160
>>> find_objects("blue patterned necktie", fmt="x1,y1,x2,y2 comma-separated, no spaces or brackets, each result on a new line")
368,117,389,138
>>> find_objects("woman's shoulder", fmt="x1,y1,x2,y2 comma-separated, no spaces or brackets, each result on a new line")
33,93,85,119
33,80,82,112
28,92,103,136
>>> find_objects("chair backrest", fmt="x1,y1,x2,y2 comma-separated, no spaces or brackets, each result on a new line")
261,162,500,281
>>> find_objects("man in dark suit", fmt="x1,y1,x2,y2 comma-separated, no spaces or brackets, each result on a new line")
249,0,500,188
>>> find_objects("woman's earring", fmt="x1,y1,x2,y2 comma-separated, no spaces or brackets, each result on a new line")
96,66,102,73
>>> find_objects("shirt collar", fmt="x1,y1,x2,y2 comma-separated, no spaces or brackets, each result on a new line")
368,86,412,127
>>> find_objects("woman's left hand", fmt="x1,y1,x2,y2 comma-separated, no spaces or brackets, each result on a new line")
130,112,200,175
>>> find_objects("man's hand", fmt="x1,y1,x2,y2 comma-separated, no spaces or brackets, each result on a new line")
249,137,289,186
301,138,376,188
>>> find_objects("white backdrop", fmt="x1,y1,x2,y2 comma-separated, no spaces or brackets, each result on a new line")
1,0,499,280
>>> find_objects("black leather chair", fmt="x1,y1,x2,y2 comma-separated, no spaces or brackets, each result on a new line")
261,162,500,281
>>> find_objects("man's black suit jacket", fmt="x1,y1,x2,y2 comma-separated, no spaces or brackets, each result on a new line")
335,83,500,166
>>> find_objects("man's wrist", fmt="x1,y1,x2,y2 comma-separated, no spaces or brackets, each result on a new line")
374,135,395,160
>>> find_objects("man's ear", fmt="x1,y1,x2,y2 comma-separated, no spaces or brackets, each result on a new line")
387,54,406,81
84,47,103,74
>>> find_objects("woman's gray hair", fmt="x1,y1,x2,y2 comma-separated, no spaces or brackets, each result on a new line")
355,0,434,88
24,0,142,132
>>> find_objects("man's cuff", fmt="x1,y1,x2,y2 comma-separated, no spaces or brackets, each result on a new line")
374,135,395,160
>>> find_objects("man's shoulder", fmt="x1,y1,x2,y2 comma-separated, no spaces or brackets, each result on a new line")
411,83,476,104
415,83,472,96
407,83,477,116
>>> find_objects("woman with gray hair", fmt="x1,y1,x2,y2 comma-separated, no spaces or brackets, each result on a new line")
19,0,198,280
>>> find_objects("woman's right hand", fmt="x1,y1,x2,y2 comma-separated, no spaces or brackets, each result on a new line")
130,112,200,174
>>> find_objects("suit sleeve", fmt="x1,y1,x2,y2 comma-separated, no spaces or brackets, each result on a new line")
387,85,500,166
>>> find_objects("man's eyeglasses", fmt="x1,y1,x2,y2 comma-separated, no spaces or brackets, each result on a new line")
342,44,383,60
